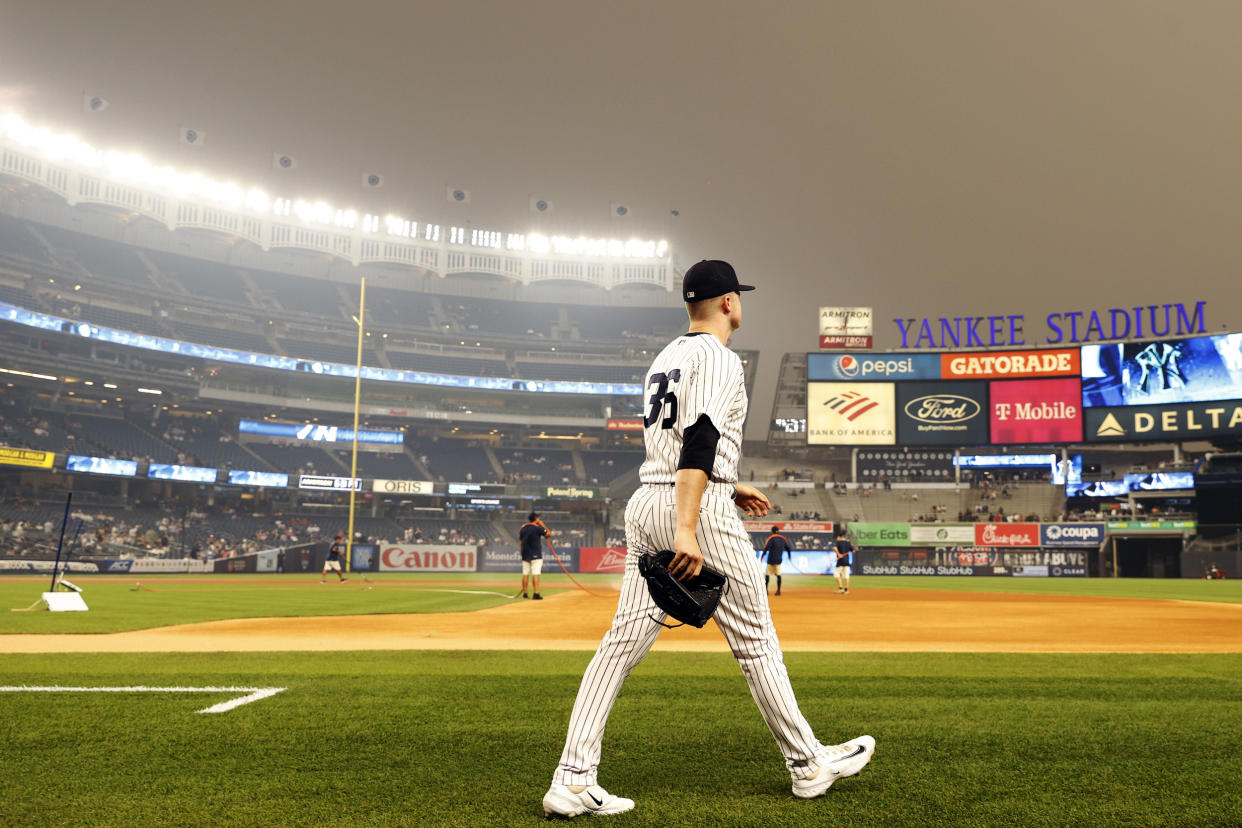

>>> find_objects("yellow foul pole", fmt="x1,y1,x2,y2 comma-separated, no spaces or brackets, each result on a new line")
346,277,367,572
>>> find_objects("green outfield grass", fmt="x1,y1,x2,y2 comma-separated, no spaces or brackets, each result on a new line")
3,573,1239,635
0,650,1239,827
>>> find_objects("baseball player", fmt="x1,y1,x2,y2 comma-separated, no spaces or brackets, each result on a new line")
519,512,551,600
321,533,347,584
542,260,874,819
833,530,854,594
763,525,791,596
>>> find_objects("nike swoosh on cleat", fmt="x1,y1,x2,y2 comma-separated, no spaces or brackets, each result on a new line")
829,745,867,763
587,793,604,807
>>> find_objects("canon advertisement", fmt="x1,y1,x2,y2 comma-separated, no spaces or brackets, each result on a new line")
1081,333,1242,407
1086,401,1242,443
379,544,476,572
989,379,1083,444
896,382,989,446
807,382,896,445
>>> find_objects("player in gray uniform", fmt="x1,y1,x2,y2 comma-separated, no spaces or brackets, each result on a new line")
542,260,875,819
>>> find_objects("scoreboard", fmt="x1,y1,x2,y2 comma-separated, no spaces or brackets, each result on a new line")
807,331,1242,447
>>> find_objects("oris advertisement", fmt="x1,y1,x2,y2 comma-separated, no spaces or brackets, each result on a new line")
1040,523,1106,547
989,379,1083,444
807,382,896,445
896,382,989,445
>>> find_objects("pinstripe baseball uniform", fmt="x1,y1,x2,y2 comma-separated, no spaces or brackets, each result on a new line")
551,331,831,787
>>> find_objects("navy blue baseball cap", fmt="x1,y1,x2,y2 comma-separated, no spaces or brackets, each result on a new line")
681,259,755,303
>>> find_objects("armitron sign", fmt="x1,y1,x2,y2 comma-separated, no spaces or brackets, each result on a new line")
818,306,873,349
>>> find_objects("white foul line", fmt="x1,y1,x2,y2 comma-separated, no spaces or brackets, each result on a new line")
0,685,287,714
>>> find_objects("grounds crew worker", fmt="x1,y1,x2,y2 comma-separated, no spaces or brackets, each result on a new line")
519,512,551,600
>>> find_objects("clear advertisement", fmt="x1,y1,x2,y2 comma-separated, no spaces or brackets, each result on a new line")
1081,333,1242,407
989,379,1083,444
807,382,896,445
1085,401,1242,443
896,382,989,446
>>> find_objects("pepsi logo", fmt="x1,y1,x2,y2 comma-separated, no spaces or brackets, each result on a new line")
836,355,860,378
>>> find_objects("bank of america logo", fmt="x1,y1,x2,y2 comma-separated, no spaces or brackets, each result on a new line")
1096,413,1126,437
822,391,879,421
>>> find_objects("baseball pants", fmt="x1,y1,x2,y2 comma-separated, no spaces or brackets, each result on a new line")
553,483,826,786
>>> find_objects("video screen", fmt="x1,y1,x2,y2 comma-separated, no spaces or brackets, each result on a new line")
1124,472,1194,491
227,470,290,487
148,464,218,483
65,455,138,476
1066,480,1130,497
1082,333,1242,407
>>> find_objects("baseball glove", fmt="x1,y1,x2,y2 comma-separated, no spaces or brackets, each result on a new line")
637,550,729,628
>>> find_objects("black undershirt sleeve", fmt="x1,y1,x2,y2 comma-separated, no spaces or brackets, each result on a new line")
678,413,720,474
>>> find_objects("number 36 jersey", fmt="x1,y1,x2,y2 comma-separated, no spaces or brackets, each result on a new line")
637,331,747,485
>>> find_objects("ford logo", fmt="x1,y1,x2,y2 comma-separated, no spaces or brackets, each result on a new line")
905,394,981,424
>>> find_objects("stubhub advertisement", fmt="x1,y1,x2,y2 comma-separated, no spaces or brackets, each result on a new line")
807,353,942,381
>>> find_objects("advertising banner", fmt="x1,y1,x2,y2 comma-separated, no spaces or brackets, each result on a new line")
785,550,839,575
974,523,1040,547
214,555,257,573
909,525,977,545
120,558,213,574
605,418,643,431
857,450,956,481
807,382,896,445
298,474,362,491
849,523,910,546
818,306,873,349
896,382,989,446
66,455,138,476
941,348,1080,380
580,547,628,573
1082,333,1242,407
0,559,99,573
807,353,941,382
350,544,376,572
1040,523,1106,546
0,446,54,469
1085,401,1242,443
478,546,579,573
256,549,279,573
1106,520,1197,532
281,544,324,573
545,485,598,499
744,521,835,533
371,479,435,495
989,378,1083,444
379,544,476,572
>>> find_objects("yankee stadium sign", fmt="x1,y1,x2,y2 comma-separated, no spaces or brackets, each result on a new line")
893,302,1206,348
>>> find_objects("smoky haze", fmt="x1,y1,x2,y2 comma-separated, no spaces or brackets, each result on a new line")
3,1,1241,438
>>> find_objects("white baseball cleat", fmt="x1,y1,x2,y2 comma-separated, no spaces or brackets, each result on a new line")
791,735,876,799
542,783,635,819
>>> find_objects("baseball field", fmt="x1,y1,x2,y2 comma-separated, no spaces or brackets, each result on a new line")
2,573,1240,827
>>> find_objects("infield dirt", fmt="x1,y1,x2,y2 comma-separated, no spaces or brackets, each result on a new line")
3,585,1240,654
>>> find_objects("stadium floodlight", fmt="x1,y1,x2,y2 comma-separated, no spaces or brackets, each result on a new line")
507,233,525,251
137,387,162,395
528,233,550,255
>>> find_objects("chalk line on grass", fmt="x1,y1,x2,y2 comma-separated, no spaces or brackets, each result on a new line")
0,685,286,714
